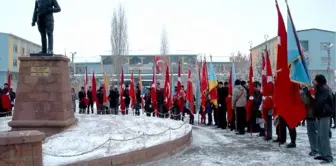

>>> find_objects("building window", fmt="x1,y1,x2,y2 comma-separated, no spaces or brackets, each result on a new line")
13,59,18,66
13,45,18,53
320,42,331,50
75,67,86,73
21,47,25,55
320,57,329,65
300,40,309,52
129,57,141,65
142,57,152,64
102,57,113,65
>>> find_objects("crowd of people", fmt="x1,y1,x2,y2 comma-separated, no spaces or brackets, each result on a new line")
0,83,16,117
204,74,334,164
68,74,335,164
71,82,196,124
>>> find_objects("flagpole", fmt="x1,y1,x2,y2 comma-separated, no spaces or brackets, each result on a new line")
263,34,269,140
249,41,253,137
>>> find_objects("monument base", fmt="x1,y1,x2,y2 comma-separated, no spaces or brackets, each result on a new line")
8,55,77,136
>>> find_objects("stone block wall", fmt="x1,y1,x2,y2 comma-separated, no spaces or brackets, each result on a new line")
0,130,45,166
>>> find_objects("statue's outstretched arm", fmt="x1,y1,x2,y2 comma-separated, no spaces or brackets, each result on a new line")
32,1,38,23
51,0,61,13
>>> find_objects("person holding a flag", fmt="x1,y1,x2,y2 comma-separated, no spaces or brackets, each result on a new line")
311,74,334,163
71,88,77,113
124,84,130,114
144,88,153,116
232,79,247,135
78,87,87,114
217,81,229,129
134,84,142,116
87,86,94,114
96,85,105,114
109,86,119,115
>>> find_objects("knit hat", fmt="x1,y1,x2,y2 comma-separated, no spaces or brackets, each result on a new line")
314,74,327,85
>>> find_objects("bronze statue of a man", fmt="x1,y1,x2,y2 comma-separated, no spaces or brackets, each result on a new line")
32,0,61,55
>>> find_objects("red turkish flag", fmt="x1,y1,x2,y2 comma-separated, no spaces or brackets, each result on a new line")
274,0,306,129
120,67,126,114
154,56,169,74
186,68,194,114
129,72,136,107
164,65,172,110
246,52,254,121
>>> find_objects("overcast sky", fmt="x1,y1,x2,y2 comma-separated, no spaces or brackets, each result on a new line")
0,0,335,62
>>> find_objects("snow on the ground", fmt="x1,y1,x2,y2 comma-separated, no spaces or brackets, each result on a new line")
142,124,336,166
0,114,191,166
0,116,11,132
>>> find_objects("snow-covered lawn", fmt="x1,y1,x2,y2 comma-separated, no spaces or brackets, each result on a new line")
0,114,192,166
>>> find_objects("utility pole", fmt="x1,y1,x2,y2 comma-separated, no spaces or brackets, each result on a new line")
323,44,334,85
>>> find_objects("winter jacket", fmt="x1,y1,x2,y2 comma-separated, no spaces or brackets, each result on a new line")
157,88,164,104
217,87,228,108
253,91,262,112
136,89,142,104
78,91,86,109
232,85,247,108
300,87,315,119
206,101,212,114
87,90,93,101
108,90,118,108
96,88,104,104
71,92,77,101
124,89,130,106
313,85,334,118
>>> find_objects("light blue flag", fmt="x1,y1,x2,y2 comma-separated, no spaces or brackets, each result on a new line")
287,12,311,85
172,74,175,97
231,63,236,87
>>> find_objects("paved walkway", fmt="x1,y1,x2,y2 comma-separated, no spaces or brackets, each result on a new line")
141,125,336,166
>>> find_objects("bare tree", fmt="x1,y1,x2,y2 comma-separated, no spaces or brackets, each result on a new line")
229,51,249,62
160,27,169,55
253,53,263,82
229,51,249,80
111,4,129,83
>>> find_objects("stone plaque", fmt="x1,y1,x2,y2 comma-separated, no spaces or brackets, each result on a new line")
30,67,50,76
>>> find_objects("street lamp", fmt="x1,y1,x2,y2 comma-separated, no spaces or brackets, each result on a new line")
70,52,77,76
323,43,334,85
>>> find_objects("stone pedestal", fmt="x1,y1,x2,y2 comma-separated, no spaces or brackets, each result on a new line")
0,130,45,166
8,56,77,136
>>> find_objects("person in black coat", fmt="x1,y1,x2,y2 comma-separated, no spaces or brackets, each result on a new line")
124,84,130,114
144,88,153,116
87,86,94,114
217,81,228,129
96,86,105,114
312,74,334,163
331,92,335,128
251,81,262,133
78,87,86,114
109,86,119,115
156,83,165,118
135,84,142,116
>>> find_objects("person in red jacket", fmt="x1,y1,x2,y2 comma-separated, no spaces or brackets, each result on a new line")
1,84,11,116
177,85,186,119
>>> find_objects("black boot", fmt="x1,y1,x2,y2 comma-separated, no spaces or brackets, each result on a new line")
286,142,296,148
